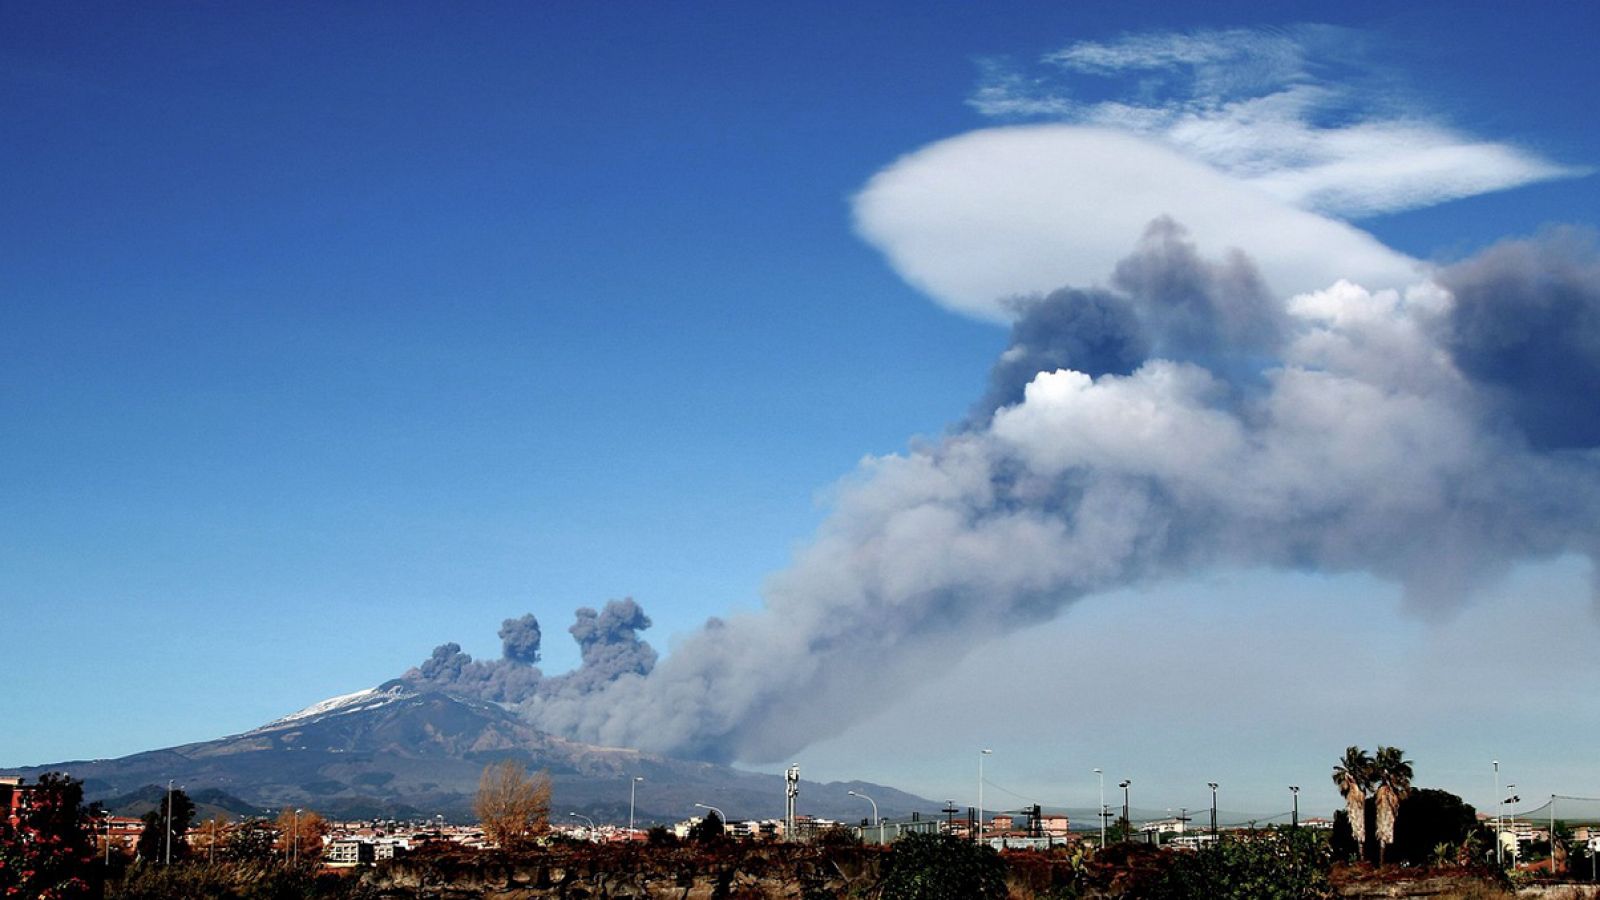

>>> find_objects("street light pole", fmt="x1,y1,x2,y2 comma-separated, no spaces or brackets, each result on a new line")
293,808,302,865
1290,786,1300,829
977,749,992,845
692,802,725,836
1094,768,1105,848
847,790,879,827
104,811,112,865
1207,783,1218,840
163,781,173,866
629,776,644,833
1506,785,1518,866
568,812,596,839
1120,780,1131,842
1494,760,1501,868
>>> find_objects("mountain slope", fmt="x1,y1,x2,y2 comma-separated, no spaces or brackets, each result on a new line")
4,683,933,824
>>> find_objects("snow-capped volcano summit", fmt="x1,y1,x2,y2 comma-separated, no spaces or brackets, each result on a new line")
251,683,412,733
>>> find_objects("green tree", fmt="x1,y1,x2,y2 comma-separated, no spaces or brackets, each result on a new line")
878,832,1007,900
1389,788,1486,866
224,817,277,862
0,772,97,900
687,809,725,843
1371,746,1414,865
134,787,195,863
1149,828,1332,900
1332,747,1373,863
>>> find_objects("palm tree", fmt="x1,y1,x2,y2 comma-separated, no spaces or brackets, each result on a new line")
1333,746,1373,861
1372,745,1414,865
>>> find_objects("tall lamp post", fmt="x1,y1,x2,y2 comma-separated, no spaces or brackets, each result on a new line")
1093,768,1106,848
1119,780,1131,842
847,790,879,827
161,778,174,864
1505,786,1518,865
1493,760,1501,867
1207,783,1219,840
977,749,992,844
629,776,645,833
292,808,302,865
693,802,725,837
104,811,113,865
568,811,596,838
1290,786,1300,829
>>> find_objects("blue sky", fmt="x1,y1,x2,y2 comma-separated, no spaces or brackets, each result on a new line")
4,2,1598,815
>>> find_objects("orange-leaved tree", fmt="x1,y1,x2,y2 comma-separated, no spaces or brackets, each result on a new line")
273,808,328,864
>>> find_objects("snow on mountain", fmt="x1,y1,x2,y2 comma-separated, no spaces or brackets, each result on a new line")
252,685,409,732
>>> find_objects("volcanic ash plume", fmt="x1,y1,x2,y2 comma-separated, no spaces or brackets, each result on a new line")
525,222,1600,763
402,598,658,707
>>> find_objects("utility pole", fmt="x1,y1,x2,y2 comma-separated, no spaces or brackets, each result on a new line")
1494,760,1501,868
163,781,173,865
1093,768,1106,848
977,749,992,845
1207,783,1218,841
629,776,644,834
1119,780,1131,842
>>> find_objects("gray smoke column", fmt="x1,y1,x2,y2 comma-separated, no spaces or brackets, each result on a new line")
401,600,659,709
499,614,543,664
521,598,659,713
406,638,545,705
528,223,1600,763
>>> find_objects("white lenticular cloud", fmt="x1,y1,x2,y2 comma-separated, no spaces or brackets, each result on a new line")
971,26,1588,219
852,125,1420,321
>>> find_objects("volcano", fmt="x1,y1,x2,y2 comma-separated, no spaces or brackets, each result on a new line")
3,682,933,824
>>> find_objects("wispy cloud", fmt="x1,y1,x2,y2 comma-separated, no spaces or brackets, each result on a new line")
969,26,1587,218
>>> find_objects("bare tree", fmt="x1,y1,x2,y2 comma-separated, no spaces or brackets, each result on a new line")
475,760,551,850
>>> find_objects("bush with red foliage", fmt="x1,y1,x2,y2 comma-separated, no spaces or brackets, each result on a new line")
0,773,97,900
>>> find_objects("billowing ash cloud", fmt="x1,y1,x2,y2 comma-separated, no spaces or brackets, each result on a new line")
499,614,543,664
517,225,1600,763
1441,227,1600,449
407,639,544,705
518,598,659,719
400,599,658,710
972,218,1278,424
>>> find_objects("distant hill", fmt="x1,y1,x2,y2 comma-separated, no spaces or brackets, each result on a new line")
3,683,933,824
99,784,268,821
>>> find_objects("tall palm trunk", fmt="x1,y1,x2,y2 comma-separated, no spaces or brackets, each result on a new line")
1375,785,1398,864
1345,785,1366,859
1372,745,1413,867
